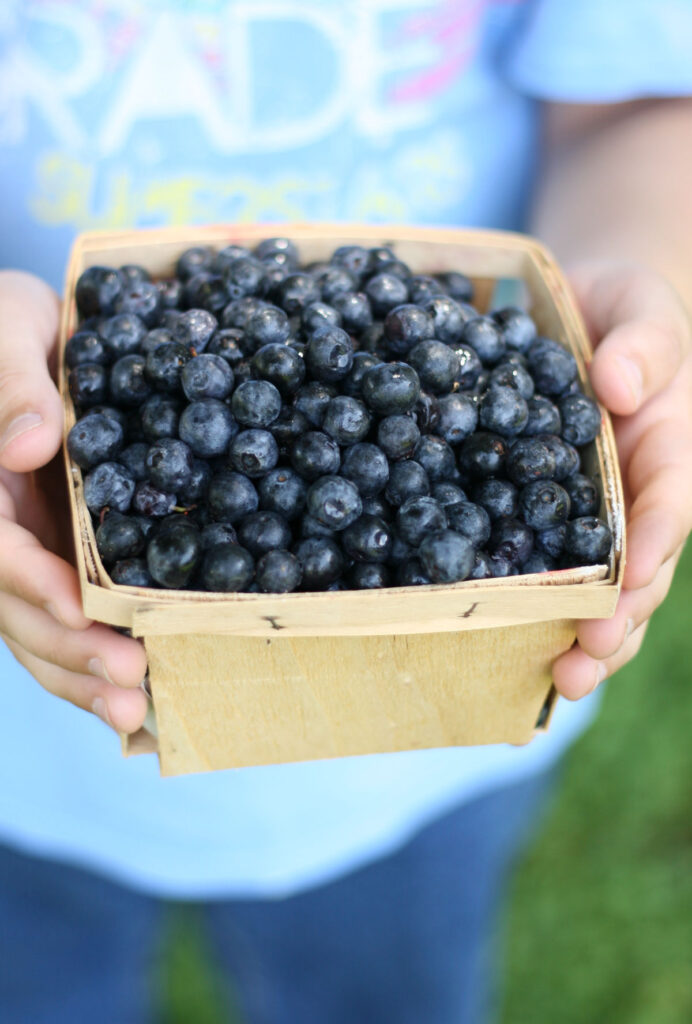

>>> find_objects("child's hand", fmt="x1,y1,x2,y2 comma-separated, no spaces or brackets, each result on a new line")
0,271,148,732
552,261,692,699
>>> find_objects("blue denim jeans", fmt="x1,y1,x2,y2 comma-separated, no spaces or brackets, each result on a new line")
0,769,553,1024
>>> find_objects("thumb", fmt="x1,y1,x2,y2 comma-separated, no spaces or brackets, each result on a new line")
0,271,64,473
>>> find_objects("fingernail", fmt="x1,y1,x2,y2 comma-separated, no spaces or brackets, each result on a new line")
0,412,43,454
625,617,635,639
92,696,113,727
88,657,114,684
595,662,608,688
615,356,643,407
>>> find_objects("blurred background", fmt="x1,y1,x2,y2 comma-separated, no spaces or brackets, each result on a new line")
155,542,692,1024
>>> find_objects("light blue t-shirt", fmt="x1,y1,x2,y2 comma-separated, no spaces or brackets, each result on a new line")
1,0,691,898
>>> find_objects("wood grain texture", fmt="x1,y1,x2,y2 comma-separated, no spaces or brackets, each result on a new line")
145,620,576,775
57,224,626,774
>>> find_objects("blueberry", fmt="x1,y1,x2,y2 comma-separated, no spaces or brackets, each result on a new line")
237,511,292,558
110,354,152,406
145,342,191,393
366,246,397,274
377,415,420,461
65,330,109,369
222,256,266,298
156,278,184,310
523,396,561,436
254,237,299,268
141,327,175,357
419,530,475,583
305,326,354,383
212,245,251,274
229,429,279,478
275,273,321,314
83,461,135,514
179,353,234,402
244,306,291,352
469,550,493,580
139,393,180,441
221,296,270,330
98,313,147,360
492,307,537,354
559,394,602,446
178,457,212,504
270,406,310,449
412,391,440,434
436,393,478,445
469,478,518,521
359,322,386,355
117,441,149,481
69,363,108,408
342,515,393,562
489,517,534,567
340,442,390,497
208,469,259,523
479,385,529,437
534,433,580,481
407,340,459,394
176,246,214,281
489,361,534,400
258,467,307,520
315,266,358,303
306,475,362,531
302,301,342,335
408,276,444,306
291,431,341,481
375,258,411,282
522,551,557,574
563,473,600,517
114,281,162,328
361,362,421,416
437,271,473,302
251,344,305,397
396,496,447,547
423,296,467,345
505,438,556,487
132,481,177,518
445,501,491,547
322,396,371,446
384,460,430,507
200,522,238,550
461,316,506,366
431,481,467,509
564,517,612,564
110,558,154,587
255,549,302,593
535,523,567,559
207,328,247,368
146,438,193,493
396,558,432,586
331,245,371,282
293,537,344,590
519,480,571,530
342,352,383,403
349,562,391,589
171,308,218,353
527,338,578,396
96,512,144,565
361,495,392,519
76,266,123,318
293,381,336,427
458,432,507,479
365,273,409,317
231,380,282,428
413,435,455,482
200,542,254,592
67,413,124,469
183,272,230,315
300,513,336,539
331,292,373,334
383,305,434,356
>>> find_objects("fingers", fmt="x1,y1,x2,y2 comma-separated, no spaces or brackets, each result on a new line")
552,622,649,702
0,515,92,630
575,551,679,662
1,633,149,734
0,271,63,473
0,593,148,688
567,261,691,415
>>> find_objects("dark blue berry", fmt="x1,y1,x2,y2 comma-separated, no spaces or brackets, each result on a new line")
535,524,567,559
377,415,420,461
293,381,336,427
258,467,307,520
489,517,533,567
67,413,123,469
132,481,177,518
146,438,193,493
461,316,506,366
445,501,491,548
559,394,602,446
200,523,238,550
413,435,455,482
365,273,408,317
76,266,123,318
436,394,478,445
84,461,135,514
110,558,154,587
322,396,371,446
229,429,279,478
469,478,518,521
176,246,214,281
505,438,556,487
293,537,344,590
527,338,578,396
407,340,458,394
275,273,321,314
65,330,109,369
96,512,144,565
479,385,529,437
492,307,537,354
110,354,151,406
349,562,391,589
423,296,467,345
489,361,534,400
238,511,291,558
181,353,234,401
231,380,282,428
523,396,561,436
383,305,434,356
114,281,161,328
563,474,600,517
331,292,373,333
98,313,147,360
145,342,191,393
302,301,342,335
340,442,390,497
171,308,218,353
200,543,254,592
291,431,341,481
207,328,247,368
270,406,310,450
519,480,571,530
361,362,421,416
117,441,149,481
342,515,393,562
458,432,507,479
255,549,302,593
307,475,362,531
384,460,429,507
564,517,612,564
251,344,305,397
208,469,259,523
244,306,291,352
396,496,447,547
431,481,467,509
534,433,580,481
140,394,180,441
397,558,432,586
522,551,557,574
69,363,108,408
305,326,354,383
419,530,475,583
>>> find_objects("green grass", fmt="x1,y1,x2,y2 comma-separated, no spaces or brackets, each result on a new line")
158,544,692,1024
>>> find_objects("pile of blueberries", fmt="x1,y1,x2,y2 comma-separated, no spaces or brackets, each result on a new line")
65,237,612,593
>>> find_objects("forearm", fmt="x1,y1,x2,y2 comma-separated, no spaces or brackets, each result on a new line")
530,98,692,318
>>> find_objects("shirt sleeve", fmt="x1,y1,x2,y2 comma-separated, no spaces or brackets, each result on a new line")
503,0,692,102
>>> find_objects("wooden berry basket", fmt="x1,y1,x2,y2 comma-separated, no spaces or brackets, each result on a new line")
59,224,625,776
